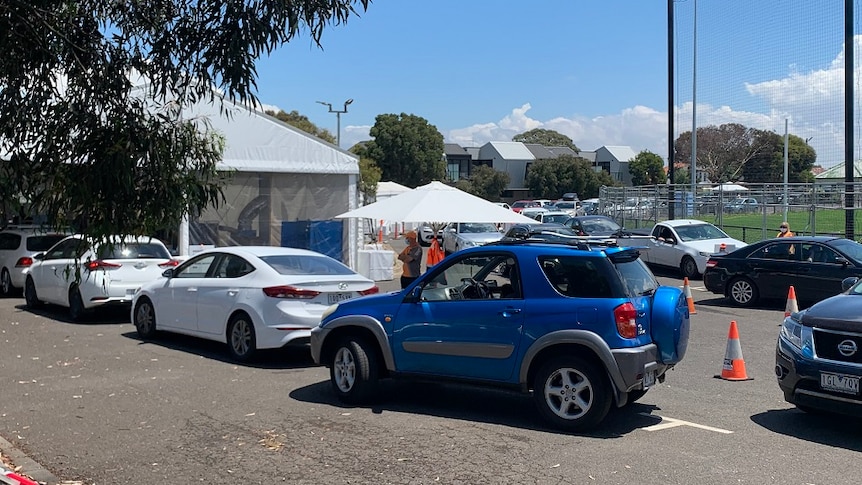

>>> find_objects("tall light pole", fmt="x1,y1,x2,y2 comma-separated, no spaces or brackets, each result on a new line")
316,98,353,147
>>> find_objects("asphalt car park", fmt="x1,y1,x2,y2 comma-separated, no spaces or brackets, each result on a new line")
0,259,860,484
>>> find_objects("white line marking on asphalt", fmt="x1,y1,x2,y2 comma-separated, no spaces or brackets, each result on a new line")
638,413,733,434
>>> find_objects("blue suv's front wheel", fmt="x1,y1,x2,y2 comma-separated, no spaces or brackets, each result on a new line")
533,356,612,431
330,337,379,404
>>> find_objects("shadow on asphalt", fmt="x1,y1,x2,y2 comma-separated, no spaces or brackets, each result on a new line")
695,296,787,312
290,379,664,437
751,409,862,452
16,302,130,325
120,331,317,370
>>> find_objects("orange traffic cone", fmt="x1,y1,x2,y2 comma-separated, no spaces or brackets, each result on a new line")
715,321,753,381
377,219,384,243
784,286,799,317
683,277,697,315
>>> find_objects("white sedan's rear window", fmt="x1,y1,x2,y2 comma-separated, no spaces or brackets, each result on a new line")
97,242,171,260
261,255,355,276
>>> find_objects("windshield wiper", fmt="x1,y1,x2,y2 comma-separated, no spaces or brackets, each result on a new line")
639,288,656,296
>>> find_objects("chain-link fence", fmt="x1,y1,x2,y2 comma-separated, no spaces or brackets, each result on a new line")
598,183,862,243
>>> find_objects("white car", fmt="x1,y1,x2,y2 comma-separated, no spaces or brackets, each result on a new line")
0,226,69,297
639,219,747,278
131,246,378,361
530,211,572,225
24,235,178,320
441,222,503,255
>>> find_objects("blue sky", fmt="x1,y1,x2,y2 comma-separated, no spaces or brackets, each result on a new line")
253,0,851,168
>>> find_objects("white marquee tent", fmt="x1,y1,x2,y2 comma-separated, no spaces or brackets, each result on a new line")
176,94,362,268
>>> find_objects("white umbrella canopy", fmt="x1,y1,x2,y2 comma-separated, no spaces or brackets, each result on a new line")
336,181,538,224
708,182,749,192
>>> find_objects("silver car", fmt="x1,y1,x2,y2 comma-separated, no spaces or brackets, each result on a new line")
0,226,69,297
441,222,503,255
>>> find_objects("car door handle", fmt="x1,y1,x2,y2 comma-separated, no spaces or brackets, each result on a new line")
187,287,198,292
500,308,522,317
227,289,239,297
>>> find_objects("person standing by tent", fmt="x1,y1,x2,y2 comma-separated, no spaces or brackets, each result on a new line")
777,221,795,238
398,231,423,289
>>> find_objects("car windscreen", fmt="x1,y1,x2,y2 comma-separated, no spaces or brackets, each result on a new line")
261,254,356,276
543,214,571,225
582,218,620,234
96,242,171,259
26,234,67,251
460,223,499,233
830,238,862,264
674,224,728,242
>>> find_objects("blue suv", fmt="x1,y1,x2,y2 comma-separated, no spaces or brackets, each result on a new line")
311,240,690,431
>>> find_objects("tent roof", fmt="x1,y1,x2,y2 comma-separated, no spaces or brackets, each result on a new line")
377,181,412,197
815,160,862,179
186,98,359,174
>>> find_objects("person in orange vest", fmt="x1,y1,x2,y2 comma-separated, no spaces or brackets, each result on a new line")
397,231,423,289
776,221,795,238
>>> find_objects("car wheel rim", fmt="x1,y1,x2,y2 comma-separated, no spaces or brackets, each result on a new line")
684,260,696,276
543,367,592,420
731,281,752,303
231,319,252,356
135,303,154,334
333,347,356,392
1,271,10,294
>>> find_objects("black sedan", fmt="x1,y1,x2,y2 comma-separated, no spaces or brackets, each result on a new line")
703,236,862,307
776,276,862,417
501,223,578,242
563,215,623,237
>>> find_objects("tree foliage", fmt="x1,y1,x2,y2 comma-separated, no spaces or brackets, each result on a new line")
266,109,336,144
525,155,617,199
673,123,771,183
358,158,383,203
742,133,816,183
366,113,446,187
513,128,580,152
628,150,666,186
0,0,369,239
456,165,511,201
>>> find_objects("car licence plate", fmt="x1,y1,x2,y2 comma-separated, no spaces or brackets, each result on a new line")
328,293,353,305
820,372,860,395
643,370,656,388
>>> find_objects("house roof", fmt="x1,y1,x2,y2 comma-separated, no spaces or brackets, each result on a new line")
487,141,536,160
815,160,862,179
444,143,469,156
524,144,556,159
599,145,638,162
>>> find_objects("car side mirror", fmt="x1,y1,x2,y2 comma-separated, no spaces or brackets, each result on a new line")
406,285,423,302
835,256,850,266
33,252,45,261
161,268,175,278
842,276,858,292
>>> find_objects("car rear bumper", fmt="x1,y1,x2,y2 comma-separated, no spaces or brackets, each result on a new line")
776,337,862,416
703,270,727,295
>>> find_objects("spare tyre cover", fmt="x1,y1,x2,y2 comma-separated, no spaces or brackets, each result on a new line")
651,286,690,364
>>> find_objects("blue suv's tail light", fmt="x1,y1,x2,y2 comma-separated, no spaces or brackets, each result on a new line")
615,302,638,338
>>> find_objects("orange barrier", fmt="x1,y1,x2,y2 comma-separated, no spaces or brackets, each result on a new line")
377,219,384,243
784,285,799,317
683,277,697,315
715,320,753,381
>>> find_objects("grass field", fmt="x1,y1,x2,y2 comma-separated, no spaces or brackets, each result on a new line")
698,208,862,243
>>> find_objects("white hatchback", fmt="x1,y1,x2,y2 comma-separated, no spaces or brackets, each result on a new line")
24,235,178,320
0,226,69,297
131,246,379,361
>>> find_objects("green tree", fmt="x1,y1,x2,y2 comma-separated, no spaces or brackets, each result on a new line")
513,128,580,152
742,133,816,183
0,0,369,241
465,165,510,201
266,110,336,144
628,150,666,186
525,155,617,199
366,113,446,187
358,158,383,203
673,166,691,185
674,123,771,183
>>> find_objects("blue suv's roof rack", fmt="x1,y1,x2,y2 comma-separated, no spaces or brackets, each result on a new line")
493,232,653,251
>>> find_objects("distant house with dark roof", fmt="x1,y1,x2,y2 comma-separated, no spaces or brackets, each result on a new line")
441,141,641,200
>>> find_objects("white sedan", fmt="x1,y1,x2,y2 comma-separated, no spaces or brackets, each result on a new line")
639,219,746,279
25,235,178,321
131,246,378,361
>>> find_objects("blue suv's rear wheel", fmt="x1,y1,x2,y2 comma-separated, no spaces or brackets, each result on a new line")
533,356,612,431
330,337,379,404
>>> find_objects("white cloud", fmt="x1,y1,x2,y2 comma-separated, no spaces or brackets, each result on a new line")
343,37,860,166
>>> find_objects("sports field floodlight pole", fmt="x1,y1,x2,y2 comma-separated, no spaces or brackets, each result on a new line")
316,99,353,147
